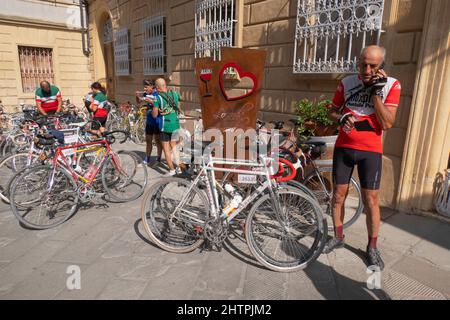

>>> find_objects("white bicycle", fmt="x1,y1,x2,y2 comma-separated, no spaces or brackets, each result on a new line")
141,154,327,272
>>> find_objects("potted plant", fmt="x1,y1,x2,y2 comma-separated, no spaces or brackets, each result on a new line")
294,97,338,138
294,96,339,160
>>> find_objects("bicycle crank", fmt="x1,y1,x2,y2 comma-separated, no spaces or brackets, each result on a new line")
204,217,229,248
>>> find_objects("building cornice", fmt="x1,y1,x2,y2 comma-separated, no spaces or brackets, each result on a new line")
0,14,83,31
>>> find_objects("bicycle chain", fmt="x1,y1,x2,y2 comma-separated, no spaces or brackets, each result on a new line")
204,217,229,248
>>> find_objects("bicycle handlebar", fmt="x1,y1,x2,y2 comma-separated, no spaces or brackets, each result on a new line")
270,158,297,183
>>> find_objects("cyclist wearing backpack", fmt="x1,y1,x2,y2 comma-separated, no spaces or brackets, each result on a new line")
152,78,181,177
88,82,109,136
136,79,162,165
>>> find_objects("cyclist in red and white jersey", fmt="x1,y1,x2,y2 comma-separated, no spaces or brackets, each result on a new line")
325,45,402,270
35,81,62,116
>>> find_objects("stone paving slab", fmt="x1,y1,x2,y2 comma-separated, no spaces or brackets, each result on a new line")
391,255,450,297
0,143,449,300
0,239,69,296
4,261,72,299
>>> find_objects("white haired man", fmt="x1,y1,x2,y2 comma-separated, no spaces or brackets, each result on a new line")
325,45,402,270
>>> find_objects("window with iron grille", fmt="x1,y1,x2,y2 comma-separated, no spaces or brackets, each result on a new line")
293,0,385,73
143,15,167,75
18,46,55,93
114,27,131,76
103,17,113,44
195,0,237,60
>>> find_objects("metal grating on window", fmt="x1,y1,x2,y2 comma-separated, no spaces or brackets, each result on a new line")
103,17,113,44
143,15,166,75
114,27,131,76
293,0,385,73
195,0,236,61
18,46,55,93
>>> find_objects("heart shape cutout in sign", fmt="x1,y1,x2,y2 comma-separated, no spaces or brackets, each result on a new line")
219,62,258,101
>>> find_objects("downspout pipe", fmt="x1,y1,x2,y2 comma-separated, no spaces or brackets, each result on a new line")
80,0,91,56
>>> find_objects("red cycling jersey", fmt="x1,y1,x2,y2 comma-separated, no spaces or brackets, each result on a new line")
330,75,401,154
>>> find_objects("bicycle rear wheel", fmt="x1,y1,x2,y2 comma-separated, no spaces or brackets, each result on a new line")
131,118,146,145
106,112,122,131
9,165,79,229
6,134,29,155
140,177,209,253
303,166,363,231
102,150,148,202
245,188,327,272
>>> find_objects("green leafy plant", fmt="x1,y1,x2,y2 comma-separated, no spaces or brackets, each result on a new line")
294,96,335,137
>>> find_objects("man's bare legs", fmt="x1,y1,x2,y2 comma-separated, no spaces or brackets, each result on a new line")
361,188,384,269
332,184,349,237
161,141,175,171
361,189,381,247
146,134,162,159
323,183,349,253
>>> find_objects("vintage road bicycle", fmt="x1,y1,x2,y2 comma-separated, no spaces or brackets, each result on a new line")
9,130,148,229
141,153,327,272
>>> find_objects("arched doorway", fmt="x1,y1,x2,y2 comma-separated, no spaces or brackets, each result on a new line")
102,17,116,99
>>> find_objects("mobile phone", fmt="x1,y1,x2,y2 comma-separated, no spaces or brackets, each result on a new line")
354,119,375,132
379,61,385,70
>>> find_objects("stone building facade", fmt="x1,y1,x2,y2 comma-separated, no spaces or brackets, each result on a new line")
0,0,91,110
86,0,449,213
0,0,448,213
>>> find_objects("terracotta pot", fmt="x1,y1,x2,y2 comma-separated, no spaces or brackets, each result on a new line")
314,123,339,136
303,120,316,131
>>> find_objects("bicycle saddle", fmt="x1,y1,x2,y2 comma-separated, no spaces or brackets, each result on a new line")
301,140,326,147
270,121,284,130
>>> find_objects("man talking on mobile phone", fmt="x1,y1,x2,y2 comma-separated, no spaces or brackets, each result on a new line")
324,45,402,270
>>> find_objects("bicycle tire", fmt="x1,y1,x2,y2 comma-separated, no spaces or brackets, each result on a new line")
282,179,318,202
140,177,209,253
102,150,148,202
131,118,146,145
303,166,363,231
245,188,327,272
9,164,79,230
0,152,39,203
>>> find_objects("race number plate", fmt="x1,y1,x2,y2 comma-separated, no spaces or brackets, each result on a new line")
64,134,78,144
238,174,257,184
62,148,75,157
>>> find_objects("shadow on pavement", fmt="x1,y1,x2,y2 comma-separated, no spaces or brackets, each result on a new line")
133,218,161,250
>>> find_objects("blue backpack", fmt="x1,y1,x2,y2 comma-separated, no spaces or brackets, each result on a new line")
145,92,163,130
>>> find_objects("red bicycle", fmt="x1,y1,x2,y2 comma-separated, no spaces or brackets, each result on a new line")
8,130,148,229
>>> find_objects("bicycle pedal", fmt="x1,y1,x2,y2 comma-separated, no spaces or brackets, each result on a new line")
199,241,209,253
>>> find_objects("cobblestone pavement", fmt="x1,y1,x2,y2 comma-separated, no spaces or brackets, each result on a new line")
0,143,449,300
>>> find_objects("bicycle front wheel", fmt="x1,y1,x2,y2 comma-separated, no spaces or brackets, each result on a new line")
102,150,148,202
9,165,79,229
141,177,209,253
245,188,327,272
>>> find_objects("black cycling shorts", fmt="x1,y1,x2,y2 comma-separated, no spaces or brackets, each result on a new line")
146,124,160,136
332,147,382,190
160,131,175,142
92,117,107,130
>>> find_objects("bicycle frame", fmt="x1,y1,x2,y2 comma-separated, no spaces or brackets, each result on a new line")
300,149,333,199
52,139,113,187
171,154,285,225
